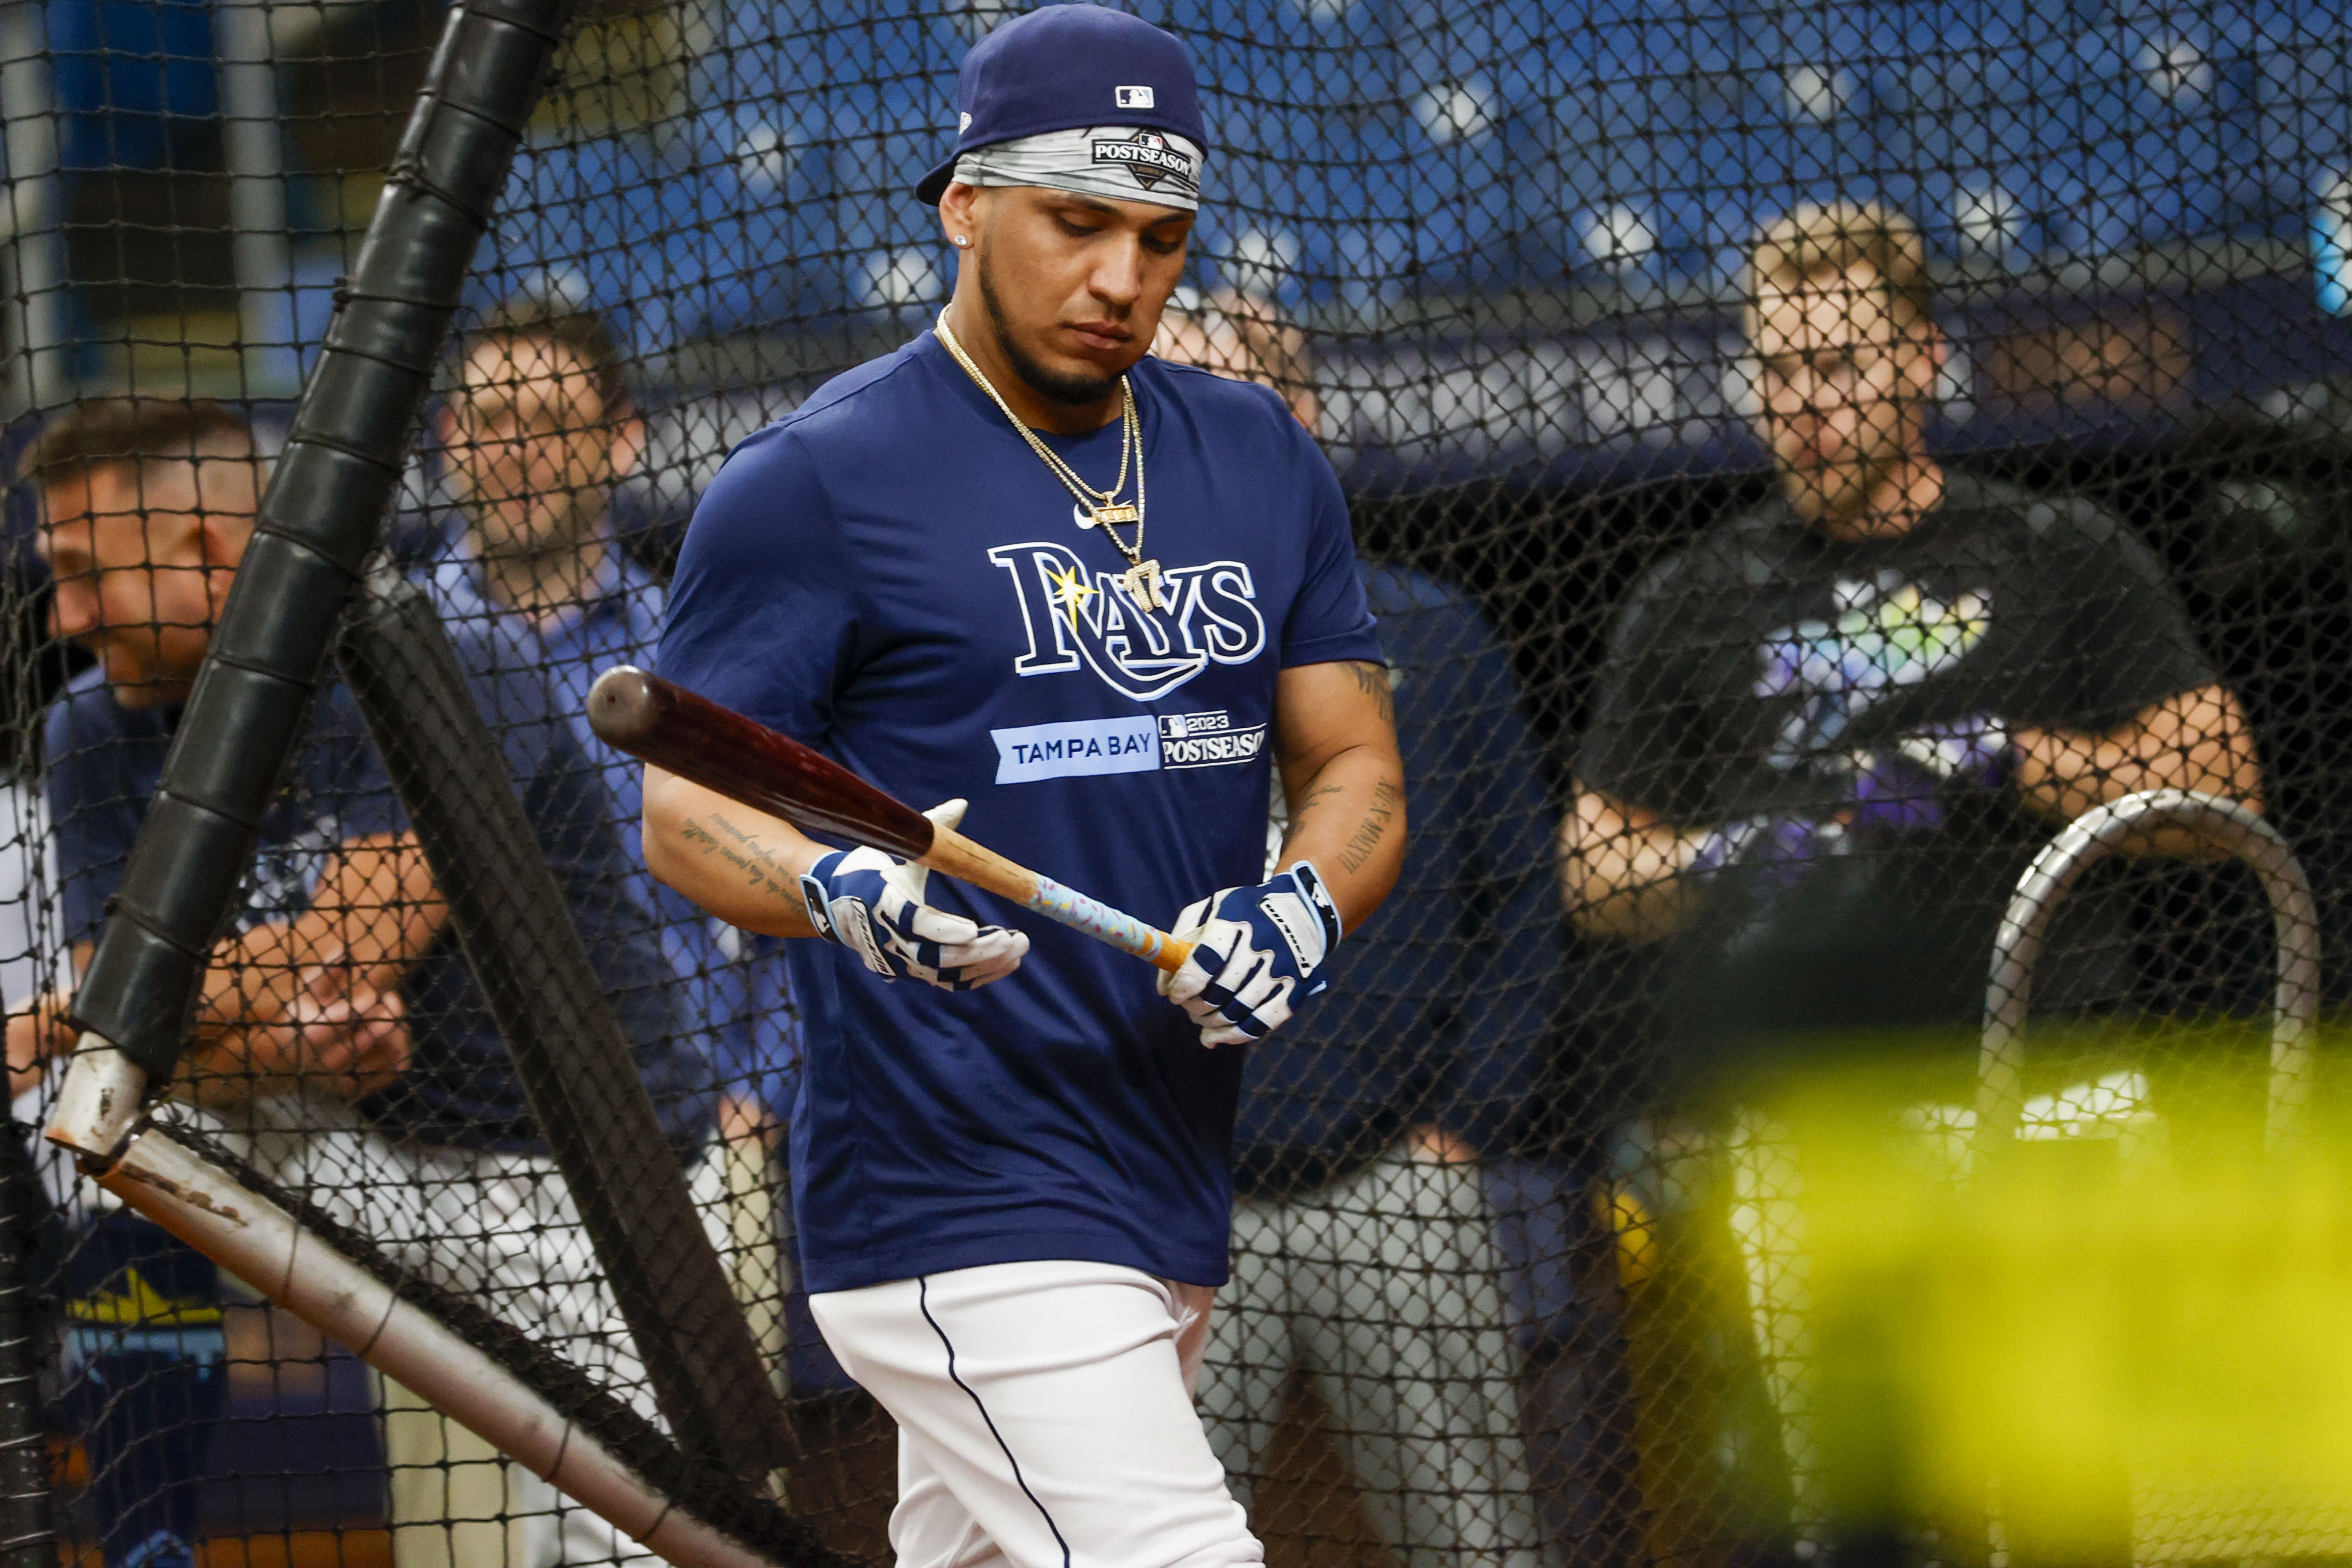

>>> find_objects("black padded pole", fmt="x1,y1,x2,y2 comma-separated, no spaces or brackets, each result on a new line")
336,571,796,1482
68,0,577,1083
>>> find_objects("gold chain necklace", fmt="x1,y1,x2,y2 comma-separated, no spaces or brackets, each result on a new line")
937,314,1167,613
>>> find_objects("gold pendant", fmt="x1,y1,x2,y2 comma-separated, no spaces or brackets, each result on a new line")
1120,559,1168,613
1090,502,1140,528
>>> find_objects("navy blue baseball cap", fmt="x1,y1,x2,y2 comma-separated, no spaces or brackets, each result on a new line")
916,5,1207,206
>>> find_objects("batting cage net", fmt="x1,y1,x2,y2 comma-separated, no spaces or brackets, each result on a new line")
1,0,2351,1565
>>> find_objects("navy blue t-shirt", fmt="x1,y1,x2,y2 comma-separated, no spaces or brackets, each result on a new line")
1234,565,1560,1199
47,634,711,1154
659,329,1381,1292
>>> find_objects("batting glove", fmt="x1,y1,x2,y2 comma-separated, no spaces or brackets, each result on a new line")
799,800,1029,992
1158,862,1342,1047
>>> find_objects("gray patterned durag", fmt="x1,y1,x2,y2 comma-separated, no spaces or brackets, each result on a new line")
952,124,1204,211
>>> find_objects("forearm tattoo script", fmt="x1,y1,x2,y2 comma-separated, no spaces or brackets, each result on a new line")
1337,779,1402,876
681,815,800,901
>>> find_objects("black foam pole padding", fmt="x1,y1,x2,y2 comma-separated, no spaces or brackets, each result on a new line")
337,573,797,1484
0,1122,49,1566
68,0,577,1084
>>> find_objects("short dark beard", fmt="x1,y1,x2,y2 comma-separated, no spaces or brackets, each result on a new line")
976,248,1119,408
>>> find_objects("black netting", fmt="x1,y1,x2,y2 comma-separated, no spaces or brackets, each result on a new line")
2,1,2351,1565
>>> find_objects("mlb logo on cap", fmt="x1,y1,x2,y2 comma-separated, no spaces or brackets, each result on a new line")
916,4,1206,205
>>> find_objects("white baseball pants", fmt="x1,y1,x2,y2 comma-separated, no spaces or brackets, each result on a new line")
810,1259,1264,1568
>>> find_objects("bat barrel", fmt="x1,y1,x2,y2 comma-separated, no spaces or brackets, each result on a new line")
587,665,936,860
587,665,666,751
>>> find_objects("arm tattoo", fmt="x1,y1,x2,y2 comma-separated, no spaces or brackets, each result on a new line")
1342,659,1397,728
1290,781,1348,823
1336,779,1403,875
682,814,798,900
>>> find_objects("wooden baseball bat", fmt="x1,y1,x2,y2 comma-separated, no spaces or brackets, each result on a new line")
587,666,1195,974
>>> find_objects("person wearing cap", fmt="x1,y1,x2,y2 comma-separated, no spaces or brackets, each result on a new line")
643,9,1404,1568
1154,291,1568,1568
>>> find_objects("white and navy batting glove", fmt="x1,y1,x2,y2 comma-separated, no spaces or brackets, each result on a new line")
798,800,1029,992
1157,862,1342,1047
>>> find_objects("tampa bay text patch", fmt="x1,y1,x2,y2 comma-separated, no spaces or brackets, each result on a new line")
992,716,1162,784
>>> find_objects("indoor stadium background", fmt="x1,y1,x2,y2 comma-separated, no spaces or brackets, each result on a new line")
2,0,2352,1563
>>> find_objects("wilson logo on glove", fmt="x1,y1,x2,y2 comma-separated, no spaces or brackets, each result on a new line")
799,879,841,945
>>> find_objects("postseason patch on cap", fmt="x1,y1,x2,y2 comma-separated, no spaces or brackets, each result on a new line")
950,123,1206,211
915,5,1206,206
1091,129,1197,198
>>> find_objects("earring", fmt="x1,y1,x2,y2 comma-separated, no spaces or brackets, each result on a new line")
953,235,970,247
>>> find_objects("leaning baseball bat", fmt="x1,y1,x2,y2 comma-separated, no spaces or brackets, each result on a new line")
587,666,1195,974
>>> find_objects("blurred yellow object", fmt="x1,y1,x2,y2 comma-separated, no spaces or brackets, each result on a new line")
1602,1181,1663,1288
1767,1050,2352,1563
67,1266,224,1327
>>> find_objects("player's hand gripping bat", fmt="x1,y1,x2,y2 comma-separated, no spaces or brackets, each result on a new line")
587,666,1196,974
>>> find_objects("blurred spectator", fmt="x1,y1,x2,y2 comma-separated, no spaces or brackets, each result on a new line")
1158,295,1643,1568
8,396,710,1568
1563,199,2261,1072
1558,199,2264,1557
1154,287,1319,433
427,297,797,1127
422,293,819,1546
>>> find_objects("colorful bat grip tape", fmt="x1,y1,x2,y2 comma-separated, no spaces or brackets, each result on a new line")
1028,875,1184,968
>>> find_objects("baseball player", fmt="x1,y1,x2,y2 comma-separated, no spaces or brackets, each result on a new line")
646,9,1405,1568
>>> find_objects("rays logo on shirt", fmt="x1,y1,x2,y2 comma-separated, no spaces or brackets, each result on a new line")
989,541,1266,701
1754,571,1992,767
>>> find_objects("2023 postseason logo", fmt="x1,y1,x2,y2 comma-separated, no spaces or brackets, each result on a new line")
1158,708,1267,768
1091,129,1197,196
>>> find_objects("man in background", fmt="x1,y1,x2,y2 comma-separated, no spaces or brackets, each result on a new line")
1153,288,1319,434
429,295,778,1125
11,396,711,1568
420,293,817,1557
1563,198,2261,1085
1160,293,1640,1568
1560,199,2263,1555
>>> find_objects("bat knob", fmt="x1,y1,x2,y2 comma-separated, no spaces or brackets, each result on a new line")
587,665,660,748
